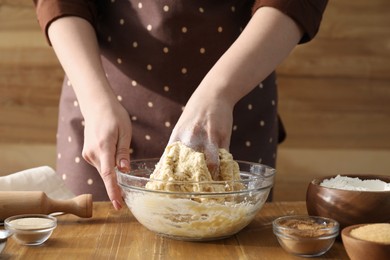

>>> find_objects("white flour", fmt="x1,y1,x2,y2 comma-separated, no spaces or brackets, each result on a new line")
320,175,390,191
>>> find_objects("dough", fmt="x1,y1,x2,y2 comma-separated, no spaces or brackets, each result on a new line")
133,142,268,240
145,142,242,193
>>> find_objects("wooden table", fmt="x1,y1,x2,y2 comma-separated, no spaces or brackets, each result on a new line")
2,201,349,259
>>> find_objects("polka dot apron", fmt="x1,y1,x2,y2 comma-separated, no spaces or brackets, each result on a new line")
56,0,279,201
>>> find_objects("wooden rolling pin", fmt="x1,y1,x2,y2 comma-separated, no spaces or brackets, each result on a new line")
0,191,93,221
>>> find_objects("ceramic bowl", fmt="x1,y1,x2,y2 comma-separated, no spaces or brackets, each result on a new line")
342,224,390,260
273,215,339,257
117,158,275,241
306,174,390,229
4,214,57,246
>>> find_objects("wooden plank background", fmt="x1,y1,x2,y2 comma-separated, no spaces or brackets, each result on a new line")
1,0,389,200
277,0,390,149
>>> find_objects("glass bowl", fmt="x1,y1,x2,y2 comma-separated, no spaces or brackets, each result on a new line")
117,158,275,241
4,214,57,246
273,215,339,257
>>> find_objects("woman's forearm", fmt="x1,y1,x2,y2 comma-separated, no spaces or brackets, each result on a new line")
196,7,303,106
47,17,117,117
48,17,130,210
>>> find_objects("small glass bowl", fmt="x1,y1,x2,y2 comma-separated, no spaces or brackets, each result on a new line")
4,214,57,246
273,215,339,257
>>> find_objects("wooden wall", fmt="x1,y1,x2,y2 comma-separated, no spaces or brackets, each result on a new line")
1,0,389,200
278,0,390,150
0,0,63,144
275,0,390,200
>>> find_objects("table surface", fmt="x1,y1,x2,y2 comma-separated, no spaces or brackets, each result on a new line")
1,201,349,260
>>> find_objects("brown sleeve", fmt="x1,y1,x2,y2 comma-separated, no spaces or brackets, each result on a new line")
252,0,328,44
32,0,98,45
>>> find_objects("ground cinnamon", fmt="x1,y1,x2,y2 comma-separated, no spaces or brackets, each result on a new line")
276,217,338,256
281,218,337,237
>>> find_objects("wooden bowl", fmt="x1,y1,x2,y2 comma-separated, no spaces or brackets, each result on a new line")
306,174,390,230
341,224,390,260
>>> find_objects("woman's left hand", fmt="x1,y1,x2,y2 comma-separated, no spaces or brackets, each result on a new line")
168,90,234,180
169,6,304,180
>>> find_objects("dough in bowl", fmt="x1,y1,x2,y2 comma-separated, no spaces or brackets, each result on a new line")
145,141,242,193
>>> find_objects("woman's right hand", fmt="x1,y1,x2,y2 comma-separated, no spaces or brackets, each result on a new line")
81,98,132,210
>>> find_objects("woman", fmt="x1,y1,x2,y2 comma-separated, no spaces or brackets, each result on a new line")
33,0,328,209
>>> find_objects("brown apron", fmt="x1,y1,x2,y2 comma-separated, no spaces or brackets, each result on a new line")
56,0,279,201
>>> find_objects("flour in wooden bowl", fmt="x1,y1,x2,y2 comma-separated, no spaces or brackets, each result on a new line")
320,175,390,191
